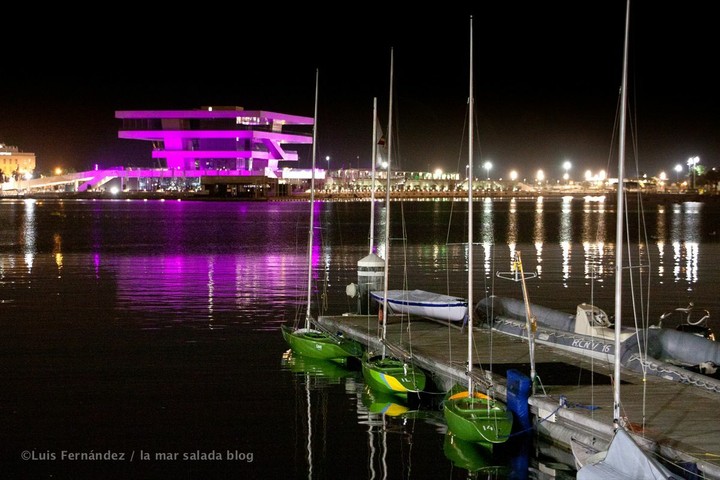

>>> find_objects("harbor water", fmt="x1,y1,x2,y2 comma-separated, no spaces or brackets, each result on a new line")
1,197,718,479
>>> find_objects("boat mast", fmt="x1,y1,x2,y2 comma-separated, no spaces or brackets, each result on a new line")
305,371,313,479
305,68,319,330
370,97,378,254
517,251,537,392
467,16,475,395
613,0,630,426
381,49,394,358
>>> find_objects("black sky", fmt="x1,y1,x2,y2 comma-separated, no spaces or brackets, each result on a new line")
1,2,717,181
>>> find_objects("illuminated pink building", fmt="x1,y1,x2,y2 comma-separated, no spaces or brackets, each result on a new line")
115,106,314,177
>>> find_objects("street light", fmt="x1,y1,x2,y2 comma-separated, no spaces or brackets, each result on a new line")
674,164,682,183
483,161,492,180
563,161,571,183
326,155,331,175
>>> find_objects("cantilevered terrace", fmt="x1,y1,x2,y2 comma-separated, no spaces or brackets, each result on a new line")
115,106,314,176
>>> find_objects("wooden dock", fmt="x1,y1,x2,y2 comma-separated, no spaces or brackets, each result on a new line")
318,313,720,479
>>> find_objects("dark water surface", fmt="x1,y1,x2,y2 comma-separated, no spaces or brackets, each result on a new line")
1,197,718,479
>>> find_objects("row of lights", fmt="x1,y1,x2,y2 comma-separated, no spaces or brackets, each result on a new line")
327,155,702,183
466,162,604,183
458,157,702,183
46,154,702,184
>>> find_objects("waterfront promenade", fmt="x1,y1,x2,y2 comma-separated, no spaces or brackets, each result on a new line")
1,187,714,204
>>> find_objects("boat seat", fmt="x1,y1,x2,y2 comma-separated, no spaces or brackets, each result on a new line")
591,313,611,327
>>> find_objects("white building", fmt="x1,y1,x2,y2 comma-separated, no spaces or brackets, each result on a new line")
0,143,36,181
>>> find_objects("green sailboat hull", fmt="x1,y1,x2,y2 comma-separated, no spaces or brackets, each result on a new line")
281,349,357,380
281,324,363,361
360,385,410,417
361,353,426,397
443,433,510,475
443,385,513,445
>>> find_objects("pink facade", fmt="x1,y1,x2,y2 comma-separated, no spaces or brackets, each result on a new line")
116,106,314,177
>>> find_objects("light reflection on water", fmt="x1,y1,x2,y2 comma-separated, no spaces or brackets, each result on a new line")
109,254,307,330
1,198,719,478
1,197,718,332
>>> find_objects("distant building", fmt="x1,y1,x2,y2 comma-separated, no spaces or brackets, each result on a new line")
115,106,314,178
0,143,36,181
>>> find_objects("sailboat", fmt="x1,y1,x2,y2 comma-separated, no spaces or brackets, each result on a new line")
348,97,387,317
361,48,427,398
442,16,514,446
574,2,683,478
281,69,363,363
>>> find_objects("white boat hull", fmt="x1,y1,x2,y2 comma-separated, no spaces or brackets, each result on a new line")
370,289,468,323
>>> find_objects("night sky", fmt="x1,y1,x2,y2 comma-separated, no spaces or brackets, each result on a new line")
1,2,716,181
